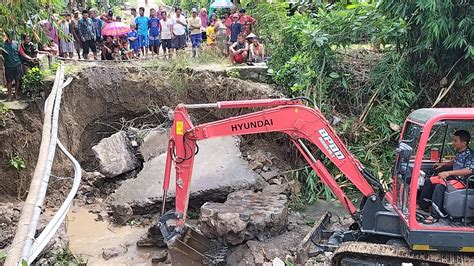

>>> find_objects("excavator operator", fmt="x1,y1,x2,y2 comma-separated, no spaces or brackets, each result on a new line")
417,130,473,223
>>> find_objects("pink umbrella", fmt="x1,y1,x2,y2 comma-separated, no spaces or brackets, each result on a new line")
101,22,131,36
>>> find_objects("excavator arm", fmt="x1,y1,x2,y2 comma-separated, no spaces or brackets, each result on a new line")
159,98,384,242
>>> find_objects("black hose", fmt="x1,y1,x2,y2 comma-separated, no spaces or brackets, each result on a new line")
291,96,317,107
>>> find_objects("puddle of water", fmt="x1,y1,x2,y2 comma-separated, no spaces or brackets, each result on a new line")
66,207,155,265
302,199,348,218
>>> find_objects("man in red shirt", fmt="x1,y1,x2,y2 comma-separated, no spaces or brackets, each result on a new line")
238,9,256,26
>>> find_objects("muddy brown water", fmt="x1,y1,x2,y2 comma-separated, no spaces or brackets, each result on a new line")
67,207,156,265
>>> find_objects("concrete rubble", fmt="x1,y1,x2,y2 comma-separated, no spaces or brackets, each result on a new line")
102,247,121,260
199,190,288,245
137,127,169,161
109,136,258,214
92,131,139,178
151,250,169,263
0,203,22,249
110,203,133,225
136,224,167,248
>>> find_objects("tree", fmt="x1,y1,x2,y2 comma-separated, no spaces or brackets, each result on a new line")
379,0,473,85
0,0,65,43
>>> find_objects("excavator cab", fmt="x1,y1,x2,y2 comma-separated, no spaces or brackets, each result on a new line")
391,108,474,251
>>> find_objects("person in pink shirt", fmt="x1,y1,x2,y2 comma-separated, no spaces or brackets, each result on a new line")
223,12,233,37
199,8,208,42
42,20,59,46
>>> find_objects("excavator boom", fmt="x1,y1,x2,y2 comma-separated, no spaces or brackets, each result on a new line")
160,98,384,243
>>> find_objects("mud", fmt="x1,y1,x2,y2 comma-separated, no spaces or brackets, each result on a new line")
66,206,156,265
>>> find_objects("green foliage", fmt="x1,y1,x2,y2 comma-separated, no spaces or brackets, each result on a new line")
21,67,45,98
51,246,86,265
251,2,416,202
0,102,10,128
165,0,211,12
0,250,6,262
8,155,26,172
226,69,240,78
0,0,65,43
260,3,407,106
379,0,473,84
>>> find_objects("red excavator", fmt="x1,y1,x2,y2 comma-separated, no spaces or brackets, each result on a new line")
158,98,474,265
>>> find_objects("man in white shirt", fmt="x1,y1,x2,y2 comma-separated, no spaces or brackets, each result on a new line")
159,11,173,56
171,7,187,51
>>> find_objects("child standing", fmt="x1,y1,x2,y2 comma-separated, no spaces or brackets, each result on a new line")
206,24,216,47
148,8,161,54
128,24,140,57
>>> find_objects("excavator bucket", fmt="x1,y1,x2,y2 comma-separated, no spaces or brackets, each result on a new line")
295,211,333,264
166,225,228,265
159,211,227,265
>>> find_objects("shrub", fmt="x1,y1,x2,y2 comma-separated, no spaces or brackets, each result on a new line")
21,67,44,98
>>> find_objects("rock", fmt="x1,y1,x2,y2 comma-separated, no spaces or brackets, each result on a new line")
102,247,120,260
254,175,269,191
92,131,139,178
136,224,167,248
260,170,280,181
139,128,169,161
95,211,109,222
263,184,287,195
254,252,265,265
110,203,133,224
89,204,102,214
83,171,107,188
199,190,288,245
272,257,285,266
151,250,168,263
332,116,342,126
268,178,282,185
110,137,257,214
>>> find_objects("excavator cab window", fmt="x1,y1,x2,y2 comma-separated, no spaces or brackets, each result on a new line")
395,122,421,214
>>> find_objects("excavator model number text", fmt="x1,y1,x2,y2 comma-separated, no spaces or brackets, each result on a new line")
318,129,345,160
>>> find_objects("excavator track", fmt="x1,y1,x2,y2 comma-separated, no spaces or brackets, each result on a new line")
332,241,474,265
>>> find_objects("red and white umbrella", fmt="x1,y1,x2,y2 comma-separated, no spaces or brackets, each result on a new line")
101,22,131,36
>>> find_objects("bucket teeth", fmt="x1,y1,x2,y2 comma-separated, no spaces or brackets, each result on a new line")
168,226,228,265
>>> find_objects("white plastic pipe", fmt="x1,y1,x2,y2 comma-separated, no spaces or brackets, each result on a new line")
20,65,65,264
5,66,63,266
28,140,81,263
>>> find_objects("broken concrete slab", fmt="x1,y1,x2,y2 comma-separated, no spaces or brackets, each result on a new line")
199,190,288,245
109,136,257,214
138,128,169,161
92,131,139,178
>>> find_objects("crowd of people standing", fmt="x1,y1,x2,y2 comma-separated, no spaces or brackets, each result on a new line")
65,5,266,62
1,5,267,101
